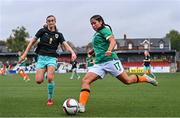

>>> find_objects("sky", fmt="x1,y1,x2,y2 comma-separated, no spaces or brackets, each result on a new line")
0,0,180,46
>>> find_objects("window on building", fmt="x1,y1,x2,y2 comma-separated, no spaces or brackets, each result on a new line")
144,43,149,49
128,43,132,49
159,43,164,49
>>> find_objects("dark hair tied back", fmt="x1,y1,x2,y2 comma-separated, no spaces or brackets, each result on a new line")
46,15,56,20
90,15,112,31
45,15,58,31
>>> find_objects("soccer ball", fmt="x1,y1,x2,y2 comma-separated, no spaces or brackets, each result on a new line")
63,98,79,115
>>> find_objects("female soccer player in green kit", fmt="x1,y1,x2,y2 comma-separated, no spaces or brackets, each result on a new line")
20,15,77,105
78,15,158,112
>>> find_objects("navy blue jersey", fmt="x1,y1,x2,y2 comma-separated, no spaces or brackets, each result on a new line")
71,61,78,69
35,27,65,57
144,55,150,67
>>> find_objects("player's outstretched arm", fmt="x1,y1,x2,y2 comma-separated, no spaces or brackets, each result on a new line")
62,41,77,61
105,36,116,56
20,38,37,62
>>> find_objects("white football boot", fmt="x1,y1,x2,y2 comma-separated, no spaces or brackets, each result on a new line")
144,74,158,86
78,103,85,113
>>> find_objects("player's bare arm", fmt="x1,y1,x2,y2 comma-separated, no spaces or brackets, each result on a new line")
105,36,116,56
62,41,77,61
20,38,37,62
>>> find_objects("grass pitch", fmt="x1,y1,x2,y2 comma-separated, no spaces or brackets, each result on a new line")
0,73,180,117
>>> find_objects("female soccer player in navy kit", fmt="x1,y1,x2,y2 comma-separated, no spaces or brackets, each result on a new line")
20,15,77,105
143,50,156,78
78,15,158,112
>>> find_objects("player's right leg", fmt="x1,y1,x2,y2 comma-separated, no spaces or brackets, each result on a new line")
117,71,158,86
35,55,47,84
106,60,158,86
74,69,80,79
76,70,81,79
35,68,46,84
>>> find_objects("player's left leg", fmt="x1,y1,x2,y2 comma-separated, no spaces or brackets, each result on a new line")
79,72,99,112
70,68,76,79
35,68,46,84
75,69,80,79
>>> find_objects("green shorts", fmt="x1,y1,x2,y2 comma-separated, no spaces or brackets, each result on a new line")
36,55,57,69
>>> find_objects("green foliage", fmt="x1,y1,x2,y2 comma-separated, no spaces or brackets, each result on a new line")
0,40,6,45
6,26,29,52
166,30,180,51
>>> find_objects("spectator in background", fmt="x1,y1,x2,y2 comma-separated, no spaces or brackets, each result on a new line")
70,60,80,80
143,50,156,78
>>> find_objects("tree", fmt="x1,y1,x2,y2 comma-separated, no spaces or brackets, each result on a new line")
6,26,29,52
165,30,180,51
0,40,6,45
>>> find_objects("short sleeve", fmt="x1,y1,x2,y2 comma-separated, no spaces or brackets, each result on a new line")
99,27,113,40
35,28,44,39
58,33,65,44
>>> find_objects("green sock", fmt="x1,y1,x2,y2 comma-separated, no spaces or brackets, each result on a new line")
48,81,55,100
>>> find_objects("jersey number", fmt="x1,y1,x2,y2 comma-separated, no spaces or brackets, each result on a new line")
49,38,53,44
114,62,121,71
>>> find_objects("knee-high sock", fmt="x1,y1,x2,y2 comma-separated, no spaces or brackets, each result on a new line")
136,75,148,82
48,81,55,100
148,72,156,78
150,72,156,78
79,89,90,105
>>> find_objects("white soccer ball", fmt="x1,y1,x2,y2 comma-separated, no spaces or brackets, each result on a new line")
63,98,79,115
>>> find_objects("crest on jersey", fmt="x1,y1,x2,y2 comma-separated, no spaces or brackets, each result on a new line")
55,34,59,39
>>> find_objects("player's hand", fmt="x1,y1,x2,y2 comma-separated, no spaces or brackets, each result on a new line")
71,53,77,61
105,50,112,56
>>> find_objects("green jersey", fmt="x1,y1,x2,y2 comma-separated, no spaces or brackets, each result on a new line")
92,26,119,64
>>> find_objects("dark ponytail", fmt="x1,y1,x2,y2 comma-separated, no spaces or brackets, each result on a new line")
90,15,112,31
104,24,112,32
46,15,56,21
